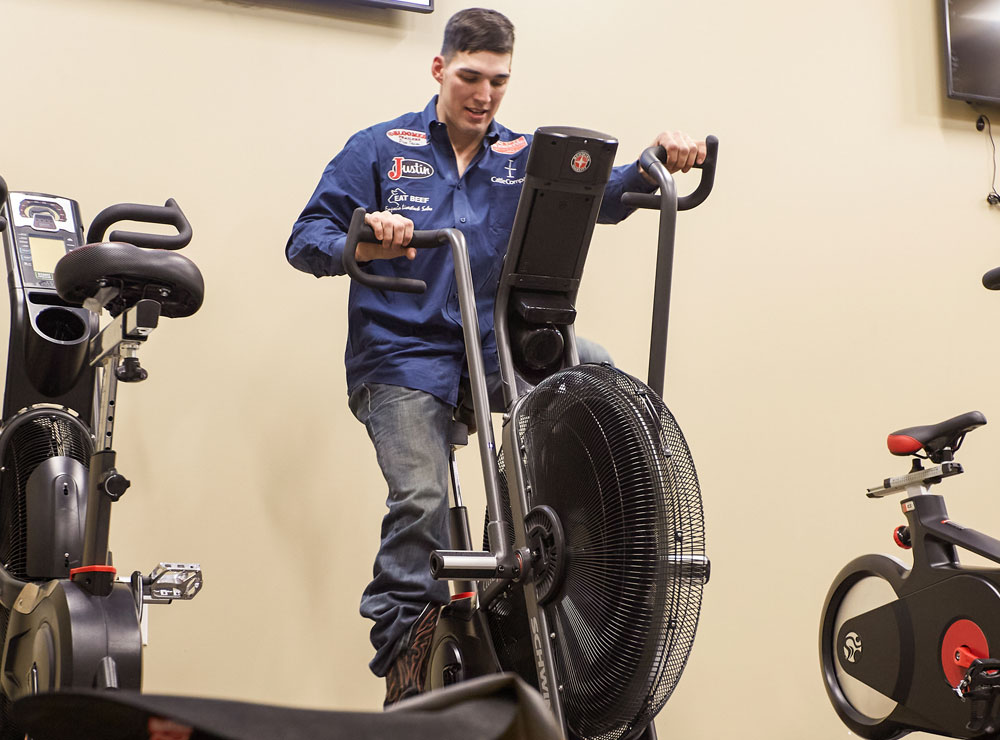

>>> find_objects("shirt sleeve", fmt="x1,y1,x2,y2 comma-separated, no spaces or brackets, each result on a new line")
285,129,380,278
597,160,657,224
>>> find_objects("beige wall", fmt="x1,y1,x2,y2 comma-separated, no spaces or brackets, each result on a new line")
1,0,998,737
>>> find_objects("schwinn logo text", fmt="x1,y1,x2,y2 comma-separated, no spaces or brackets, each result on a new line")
388,157,434,180
529,616,551,705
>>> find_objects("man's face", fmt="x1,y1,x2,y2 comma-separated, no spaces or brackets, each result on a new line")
432,50,512,142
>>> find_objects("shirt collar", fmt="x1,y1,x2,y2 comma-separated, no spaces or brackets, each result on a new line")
424,96,501,148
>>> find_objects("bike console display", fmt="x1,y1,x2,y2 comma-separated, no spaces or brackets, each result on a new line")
5,192,83,289
0,191,95,419
495,127,618,399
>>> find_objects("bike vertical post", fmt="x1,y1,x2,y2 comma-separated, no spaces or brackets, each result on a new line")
646,164,678,399
81,449,117,568
447,230,511,570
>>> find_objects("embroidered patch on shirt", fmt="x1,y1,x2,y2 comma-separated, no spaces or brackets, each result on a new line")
386,129,429,147
387,157,435,180
491,136,528,154
386,187,434,212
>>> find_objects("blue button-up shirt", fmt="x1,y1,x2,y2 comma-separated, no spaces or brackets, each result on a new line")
286,97,653,406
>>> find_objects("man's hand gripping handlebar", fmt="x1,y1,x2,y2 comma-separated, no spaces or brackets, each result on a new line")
342,207,452,294
623,134,719,213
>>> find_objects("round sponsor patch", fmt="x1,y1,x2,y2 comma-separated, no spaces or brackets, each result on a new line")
570,150,591,173
491,136,528,155
386,128,429,147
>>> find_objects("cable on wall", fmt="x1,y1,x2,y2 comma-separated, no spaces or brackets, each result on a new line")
977,115,1000,206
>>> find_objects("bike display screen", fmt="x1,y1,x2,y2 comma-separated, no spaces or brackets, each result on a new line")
28,235,67,275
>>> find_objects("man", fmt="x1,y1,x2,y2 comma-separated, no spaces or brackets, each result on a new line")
286,7,705,706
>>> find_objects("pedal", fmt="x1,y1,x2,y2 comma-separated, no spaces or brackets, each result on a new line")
957,658,1000,734
142,562,202,604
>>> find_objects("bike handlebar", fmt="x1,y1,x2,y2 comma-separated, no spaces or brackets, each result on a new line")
0,175,7,233
86,198,192,250
984,266,1000,291
621,134,719,211
342,206,450,294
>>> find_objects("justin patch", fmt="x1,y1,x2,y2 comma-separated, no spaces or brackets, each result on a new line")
387,157,435,181
386,129,429,147
491,136,528,155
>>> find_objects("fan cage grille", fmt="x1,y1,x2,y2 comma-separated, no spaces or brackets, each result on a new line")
488,363,705,740
0,409,92,737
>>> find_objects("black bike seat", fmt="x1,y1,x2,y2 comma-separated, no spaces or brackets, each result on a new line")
54,242,204,318
887,410,987,461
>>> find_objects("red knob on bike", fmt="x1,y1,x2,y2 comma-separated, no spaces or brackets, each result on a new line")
893,525,912,549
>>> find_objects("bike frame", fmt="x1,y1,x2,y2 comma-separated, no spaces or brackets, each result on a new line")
822,440,1000,739
0,183,203,709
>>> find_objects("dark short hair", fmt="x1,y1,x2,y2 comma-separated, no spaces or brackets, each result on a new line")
441,8,514,59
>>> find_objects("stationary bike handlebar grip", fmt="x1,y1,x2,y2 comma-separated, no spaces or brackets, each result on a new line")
342,206,449,294
0,175,7,233
86,198,193,250
983,266,1000,290
622,134,719,211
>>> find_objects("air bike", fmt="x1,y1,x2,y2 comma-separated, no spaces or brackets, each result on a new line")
344,127,719,740
0,176,203,736
819,267,1000,739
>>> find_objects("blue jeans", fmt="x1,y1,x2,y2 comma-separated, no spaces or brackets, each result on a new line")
349,339,612,677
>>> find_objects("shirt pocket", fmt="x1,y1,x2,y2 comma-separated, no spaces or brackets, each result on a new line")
485,184,522,253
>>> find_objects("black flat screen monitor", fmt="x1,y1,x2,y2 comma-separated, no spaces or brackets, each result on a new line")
944,0,1000,105
349,0,432,11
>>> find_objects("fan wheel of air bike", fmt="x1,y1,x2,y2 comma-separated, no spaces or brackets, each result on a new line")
487,363,708,740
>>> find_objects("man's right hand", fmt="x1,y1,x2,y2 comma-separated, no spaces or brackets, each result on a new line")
357,211,417,262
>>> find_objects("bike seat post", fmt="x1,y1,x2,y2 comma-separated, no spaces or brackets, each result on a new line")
447,419,469,510
96,355,121,452
446,420,476,597
79,302,157,568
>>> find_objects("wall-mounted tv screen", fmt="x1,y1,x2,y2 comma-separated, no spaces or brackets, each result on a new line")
943,0,1000,105
350,0,432,11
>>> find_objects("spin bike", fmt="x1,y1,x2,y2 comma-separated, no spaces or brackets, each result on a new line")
820,402,1000,736
0,176,203,736
344,127,717,740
